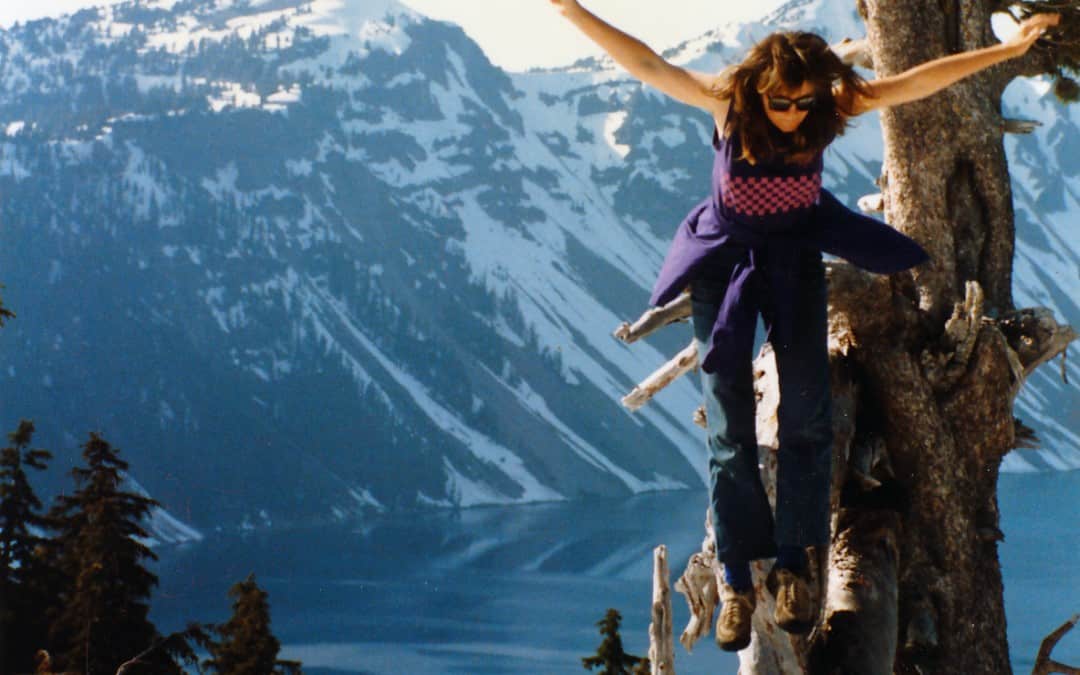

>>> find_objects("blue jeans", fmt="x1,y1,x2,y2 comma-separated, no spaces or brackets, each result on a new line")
690,245,833,564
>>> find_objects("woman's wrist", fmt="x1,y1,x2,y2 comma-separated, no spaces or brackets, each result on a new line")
1000,40,1026,60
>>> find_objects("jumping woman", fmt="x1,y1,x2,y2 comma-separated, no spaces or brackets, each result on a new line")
549,0,1059,652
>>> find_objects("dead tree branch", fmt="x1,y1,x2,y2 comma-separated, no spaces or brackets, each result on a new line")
622,341,698,411
1003,118,1043,133
997,307,1078,394
674,511,719,653
613,292,692,344
649,545,676,674
1032,614,1080,675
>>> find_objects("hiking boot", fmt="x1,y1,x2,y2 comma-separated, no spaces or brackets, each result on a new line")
766,566,814,634
716,583,755,652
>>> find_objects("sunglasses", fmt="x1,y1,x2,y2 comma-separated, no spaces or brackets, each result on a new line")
766,94,817,112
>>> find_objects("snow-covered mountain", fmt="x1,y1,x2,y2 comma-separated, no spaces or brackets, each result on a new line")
0,0,1075,530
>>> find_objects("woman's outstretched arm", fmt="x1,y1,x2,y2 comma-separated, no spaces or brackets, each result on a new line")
840,12,1060,115
550,0,729,116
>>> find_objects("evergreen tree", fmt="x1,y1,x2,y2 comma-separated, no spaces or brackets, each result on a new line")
205,573,303,675
47,432,181,675
581,608,648,674
0,420,54,673
0,420,51,583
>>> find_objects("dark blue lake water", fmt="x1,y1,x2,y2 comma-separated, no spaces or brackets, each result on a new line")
151,470,1080,674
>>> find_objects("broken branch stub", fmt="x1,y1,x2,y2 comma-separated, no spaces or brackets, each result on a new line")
858,192,885,214
831,37,874,69
1002,118,1042,134
921,280,985,393
1013,417,1040,450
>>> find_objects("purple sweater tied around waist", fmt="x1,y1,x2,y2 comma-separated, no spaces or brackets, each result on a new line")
649,129,929,373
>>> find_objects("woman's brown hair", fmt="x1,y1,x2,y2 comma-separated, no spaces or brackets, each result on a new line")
713,31,871,165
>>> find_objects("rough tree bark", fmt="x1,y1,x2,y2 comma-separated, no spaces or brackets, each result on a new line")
623,2,1078,673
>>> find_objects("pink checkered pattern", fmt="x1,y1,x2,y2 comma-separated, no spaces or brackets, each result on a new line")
720,172,822,217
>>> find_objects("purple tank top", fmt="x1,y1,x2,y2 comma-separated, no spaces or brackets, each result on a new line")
711,127,823,229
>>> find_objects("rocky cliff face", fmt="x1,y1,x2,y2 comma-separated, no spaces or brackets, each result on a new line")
0,0,1074,532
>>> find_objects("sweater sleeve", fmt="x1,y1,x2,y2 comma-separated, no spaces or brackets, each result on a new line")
812,189,930,274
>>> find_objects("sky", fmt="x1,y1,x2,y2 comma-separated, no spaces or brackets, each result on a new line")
0,0,789,70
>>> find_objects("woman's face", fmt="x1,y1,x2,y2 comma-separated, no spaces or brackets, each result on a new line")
761,80,817,134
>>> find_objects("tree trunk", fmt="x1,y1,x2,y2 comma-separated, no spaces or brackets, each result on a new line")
851,2,1016,672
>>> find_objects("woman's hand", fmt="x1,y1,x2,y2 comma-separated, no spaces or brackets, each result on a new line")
548,0,583,18
1003,12,1060,57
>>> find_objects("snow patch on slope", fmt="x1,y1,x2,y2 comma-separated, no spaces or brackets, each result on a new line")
307,283,565,505
124,475,203,545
